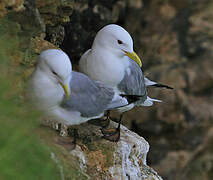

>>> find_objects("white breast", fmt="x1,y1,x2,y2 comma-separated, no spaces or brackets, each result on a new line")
30,70,64,110
82,49,129,87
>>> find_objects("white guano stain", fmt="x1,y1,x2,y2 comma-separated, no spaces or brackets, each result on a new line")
109,124,150,180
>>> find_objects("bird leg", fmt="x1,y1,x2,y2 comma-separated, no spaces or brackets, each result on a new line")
88,110,111,128
72,128,79,147
57,126,79,150
101,110,111,128
101,113,124,142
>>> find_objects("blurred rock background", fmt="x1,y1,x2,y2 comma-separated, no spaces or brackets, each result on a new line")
0,0,213,179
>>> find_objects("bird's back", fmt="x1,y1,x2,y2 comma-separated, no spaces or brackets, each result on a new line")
117,60,147,105
61,71,126,117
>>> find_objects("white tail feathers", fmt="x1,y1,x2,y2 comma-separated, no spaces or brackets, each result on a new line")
142,96,162,106
144,77,157,86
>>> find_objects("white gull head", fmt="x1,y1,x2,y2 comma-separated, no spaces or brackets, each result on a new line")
31,49,72,110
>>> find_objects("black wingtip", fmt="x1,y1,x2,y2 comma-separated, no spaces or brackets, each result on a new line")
120,94,141,104
151,83,174,90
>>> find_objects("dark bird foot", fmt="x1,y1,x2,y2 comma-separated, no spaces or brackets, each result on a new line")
101,113,123,142
100,117,110,128
101,127,120,142
88,110,111,128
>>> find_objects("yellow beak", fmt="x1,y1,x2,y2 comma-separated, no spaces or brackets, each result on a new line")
125,51,142,67
60,83,70,97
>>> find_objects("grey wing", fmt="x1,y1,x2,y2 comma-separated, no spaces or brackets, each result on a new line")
94,81,129,110
61,71,115,118
117,61,147,104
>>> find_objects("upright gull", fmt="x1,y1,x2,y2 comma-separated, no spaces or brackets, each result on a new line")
79,24,172,141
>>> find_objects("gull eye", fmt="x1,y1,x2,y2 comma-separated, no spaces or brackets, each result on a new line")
117,40,123,44
52,71,58,76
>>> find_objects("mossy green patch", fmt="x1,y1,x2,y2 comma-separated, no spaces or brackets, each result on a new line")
0,14,61,180
0,52,61,180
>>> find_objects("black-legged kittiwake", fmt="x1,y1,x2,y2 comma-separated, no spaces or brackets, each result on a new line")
79,24,173,141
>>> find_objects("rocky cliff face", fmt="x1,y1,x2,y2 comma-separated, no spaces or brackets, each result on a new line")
0,0,162,179
40,121,162,179
120,1,213,179
1,0,212,179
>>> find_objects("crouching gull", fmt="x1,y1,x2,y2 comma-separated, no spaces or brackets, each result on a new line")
79,24,173,141
30,49,140,144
